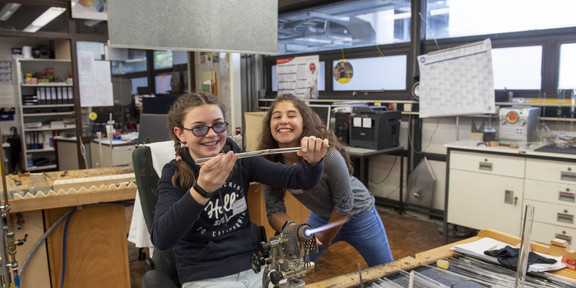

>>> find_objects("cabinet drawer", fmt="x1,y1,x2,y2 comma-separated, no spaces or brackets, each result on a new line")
524,179,576,207
111,145,135,166
449,150,525,178
531,221,576,246
524,199,576,229
526,158,576,183
448,169,523,236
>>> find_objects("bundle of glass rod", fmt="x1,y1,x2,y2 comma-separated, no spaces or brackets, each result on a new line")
368,255,576,288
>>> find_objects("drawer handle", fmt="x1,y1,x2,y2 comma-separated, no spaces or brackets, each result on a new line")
479,162,493,171
555,233,572,245
504,190,516,205
557,213,574,224
559,191,576,203
561,171,576,182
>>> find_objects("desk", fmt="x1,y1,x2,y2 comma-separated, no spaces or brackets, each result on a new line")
346,146,405,213
6,167,136,288
307,229,576,287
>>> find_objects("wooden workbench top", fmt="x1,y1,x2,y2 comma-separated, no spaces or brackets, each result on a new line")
4,166,136,213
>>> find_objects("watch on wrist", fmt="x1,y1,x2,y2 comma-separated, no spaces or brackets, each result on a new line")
193,182,212,198
282,220,295,231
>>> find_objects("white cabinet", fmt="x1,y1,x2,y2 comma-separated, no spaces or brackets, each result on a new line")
445,142,576,245
90,141,134,168
16,59,76,171
447,150,525,236
524,158,576,245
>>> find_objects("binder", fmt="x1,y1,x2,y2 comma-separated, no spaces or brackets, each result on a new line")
50,87,57,104
39,87,46,105
67,87,73,104
57,87,63,104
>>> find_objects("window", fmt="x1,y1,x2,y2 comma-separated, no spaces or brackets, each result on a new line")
333,55,407,91
278,0,411,55
426,0,576,39
492,46,542,90
559,43,576,89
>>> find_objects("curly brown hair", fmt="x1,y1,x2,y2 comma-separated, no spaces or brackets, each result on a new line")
168,92,227,191
257,94,353,175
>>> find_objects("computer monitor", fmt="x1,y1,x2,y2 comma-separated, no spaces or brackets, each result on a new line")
137,113,172,144
309,104,331,130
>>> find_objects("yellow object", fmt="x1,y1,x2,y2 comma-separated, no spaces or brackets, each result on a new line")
437,259,449,270
89,112,97,121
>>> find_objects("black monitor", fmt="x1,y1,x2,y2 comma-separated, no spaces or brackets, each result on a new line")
309,104,331,130
137,113,171,144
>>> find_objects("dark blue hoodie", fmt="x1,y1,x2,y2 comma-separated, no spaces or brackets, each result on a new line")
151,139,324,283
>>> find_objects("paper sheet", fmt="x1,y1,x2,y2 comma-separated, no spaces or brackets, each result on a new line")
418,39,496,118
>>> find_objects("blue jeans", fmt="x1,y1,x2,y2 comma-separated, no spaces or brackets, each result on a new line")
306,205,394,267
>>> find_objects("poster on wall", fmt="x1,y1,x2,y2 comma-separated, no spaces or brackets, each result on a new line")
417,39,495,118
276,55,319,99
71,0,108,20
77,50,114,107
333,60,353,84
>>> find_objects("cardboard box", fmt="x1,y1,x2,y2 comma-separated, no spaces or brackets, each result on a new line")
244,112,267,151
51,40,71,60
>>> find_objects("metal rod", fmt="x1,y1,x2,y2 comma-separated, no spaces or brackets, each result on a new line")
516,204,536,288
0,125,13,287
196,147,301,165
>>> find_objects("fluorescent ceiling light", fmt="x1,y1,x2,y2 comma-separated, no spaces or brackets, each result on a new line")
430,8,450,16
0,3,21,21
23,7,66,33
308,12,350,22
394,12,411,20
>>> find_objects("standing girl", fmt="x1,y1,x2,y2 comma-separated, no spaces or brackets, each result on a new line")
259,94,393,268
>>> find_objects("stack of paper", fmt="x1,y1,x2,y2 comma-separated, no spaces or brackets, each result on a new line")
451,237,565,272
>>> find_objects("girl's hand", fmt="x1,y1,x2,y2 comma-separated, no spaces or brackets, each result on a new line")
297,136,329,165
196,151,238,193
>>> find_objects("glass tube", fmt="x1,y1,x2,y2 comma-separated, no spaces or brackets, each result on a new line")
515,204,535,288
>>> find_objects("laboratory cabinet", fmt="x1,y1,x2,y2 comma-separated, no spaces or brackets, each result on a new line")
15,59,76,171
524,158,576,245
447,150,525,236
445,141,576,244
90,140,135,168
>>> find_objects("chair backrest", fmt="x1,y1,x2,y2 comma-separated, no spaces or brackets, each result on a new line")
132,140,180,285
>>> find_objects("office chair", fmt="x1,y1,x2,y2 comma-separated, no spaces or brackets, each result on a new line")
132,140,267,288
132,141,180,288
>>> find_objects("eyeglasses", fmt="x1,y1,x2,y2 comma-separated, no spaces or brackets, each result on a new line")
181,121,228,137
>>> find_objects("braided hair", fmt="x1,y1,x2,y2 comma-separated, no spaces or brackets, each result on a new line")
167,92,227,191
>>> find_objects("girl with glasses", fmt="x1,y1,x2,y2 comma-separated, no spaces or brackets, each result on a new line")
151,92,328,288
258,94,394,270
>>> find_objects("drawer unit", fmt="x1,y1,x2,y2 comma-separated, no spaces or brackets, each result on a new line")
531,221,576,246
524,199,576,229
526,158,576,184
450,150,526,178
90,142,135,168
524,179,576,207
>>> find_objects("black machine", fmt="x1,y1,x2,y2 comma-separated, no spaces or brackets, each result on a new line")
334,111,351,144
342,107,400,150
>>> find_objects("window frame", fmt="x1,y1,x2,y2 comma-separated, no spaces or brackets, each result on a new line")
265,17,576,103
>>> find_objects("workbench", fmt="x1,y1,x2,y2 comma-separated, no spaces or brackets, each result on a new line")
307,229,576,288
4,166,136,288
